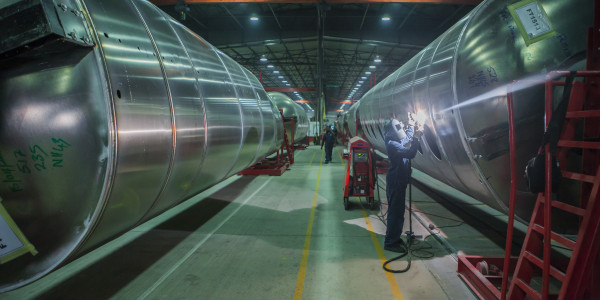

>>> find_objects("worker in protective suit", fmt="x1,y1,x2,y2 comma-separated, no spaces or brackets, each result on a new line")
383,113,422,253
321,126,336,164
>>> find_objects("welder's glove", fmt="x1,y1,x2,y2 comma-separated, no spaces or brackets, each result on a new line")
413,130,423,141
407,112,416,126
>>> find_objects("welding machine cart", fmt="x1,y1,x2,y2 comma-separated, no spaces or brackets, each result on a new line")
343,137,376,210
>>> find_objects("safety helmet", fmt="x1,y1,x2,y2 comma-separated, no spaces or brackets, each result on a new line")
384,118,406,142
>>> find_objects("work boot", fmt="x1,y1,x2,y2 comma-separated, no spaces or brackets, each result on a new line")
384,239,407,253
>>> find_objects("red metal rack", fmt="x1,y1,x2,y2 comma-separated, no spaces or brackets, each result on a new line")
507,71,600,300
238,110,295,176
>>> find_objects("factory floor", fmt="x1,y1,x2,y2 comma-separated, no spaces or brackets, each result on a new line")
3,145,524,300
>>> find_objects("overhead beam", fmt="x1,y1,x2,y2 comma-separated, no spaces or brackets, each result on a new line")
264,87,317,92
151,0,481,5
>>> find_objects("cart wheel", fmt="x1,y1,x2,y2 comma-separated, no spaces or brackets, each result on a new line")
476,261,489,275
368,197,375,210
344,197,350,210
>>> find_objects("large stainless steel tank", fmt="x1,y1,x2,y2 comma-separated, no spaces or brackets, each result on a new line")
357,0,592,221
344,102,361,138
267,92,309,143
0,0,282,291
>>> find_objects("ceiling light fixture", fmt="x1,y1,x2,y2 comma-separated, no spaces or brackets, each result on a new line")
250,16,259,21
260,55,267,62
273,71,280,74
369,65,376,69
374,56,382,63
278,76,283,78
365,71,371,75
267,65,274,68
361,76,367,79
381,16,391,21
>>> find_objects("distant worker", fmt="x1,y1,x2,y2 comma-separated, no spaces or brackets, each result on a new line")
383,113,422,253
321,127,336,164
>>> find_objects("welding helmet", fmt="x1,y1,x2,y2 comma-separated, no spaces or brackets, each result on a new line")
384,118,406,142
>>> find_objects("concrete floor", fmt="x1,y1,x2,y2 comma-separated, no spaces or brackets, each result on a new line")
1,145,521,300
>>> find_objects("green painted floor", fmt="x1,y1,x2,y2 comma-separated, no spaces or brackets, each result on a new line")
2,145,519,300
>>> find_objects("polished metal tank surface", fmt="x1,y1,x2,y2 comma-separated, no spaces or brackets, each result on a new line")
267,92,309,143
0,0,282,291
357,0,592,221
343,102,361,138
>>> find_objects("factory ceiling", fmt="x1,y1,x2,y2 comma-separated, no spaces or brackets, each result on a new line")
152,0,481,120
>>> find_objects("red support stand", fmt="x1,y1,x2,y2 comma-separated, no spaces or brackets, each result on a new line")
238,110,296,176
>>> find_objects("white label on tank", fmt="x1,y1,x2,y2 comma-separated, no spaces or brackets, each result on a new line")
0,215,24,257
514,2,552,39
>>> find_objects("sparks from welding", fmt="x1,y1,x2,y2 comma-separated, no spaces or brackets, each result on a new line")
439,72,558,113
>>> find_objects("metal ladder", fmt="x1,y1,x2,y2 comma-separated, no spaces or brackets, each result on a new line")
507,71,600,300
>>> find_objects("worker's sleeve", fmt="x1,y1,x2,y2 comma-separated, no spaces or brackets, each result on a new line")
388,140,418,161
403,125,414,142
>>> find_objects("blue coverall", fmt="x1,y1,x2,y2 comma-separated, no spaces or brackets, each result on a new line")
384,125,419,248
321,131,336,162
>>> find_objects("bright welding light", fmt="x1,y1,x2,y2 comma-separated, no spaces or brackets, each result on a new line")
415,110,428,124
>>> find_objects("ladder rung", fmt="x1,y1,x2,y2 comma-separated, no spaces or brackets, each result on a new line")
542,199,586,217
562,171,597,183
558,140,600,149
523,251,566,282
566,110,600,118
515,278,542,300
532,224,576,250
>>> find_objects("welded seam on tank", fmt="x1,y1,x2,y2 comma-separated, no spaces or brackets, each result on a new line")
160,20,210,195
140,6,209,221
212,51,246,178
431,11,479,194
128,0,177,226
422,23,466,192
60,0,120,262
449,1,507,212
239,67,265,164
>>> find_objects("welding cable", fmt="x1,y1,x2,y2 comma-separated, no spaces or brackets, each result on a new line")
382,236,434,273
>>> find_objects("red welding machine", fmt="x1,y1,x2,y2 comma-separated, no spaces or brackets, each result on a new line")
343,137,376,210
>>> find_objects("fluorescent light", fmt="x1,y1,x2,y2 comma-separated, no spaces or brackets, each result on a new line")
369,65,376,69
260,56,267,62
357,84,362,87
278,76,283,78
273,71,279,74
374,57,382,63
282,80,287,83
286,84,291,86
267,65,274,68
381,16,391,21
361,77,367,79
250,16,259,21
358,81,364,83
365,71,371,75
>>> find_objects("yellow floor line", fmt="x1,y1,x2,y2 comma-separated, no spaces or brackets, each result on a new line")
336,147,403,299
308,151,317,167
359,199,404,300
294,149,324,300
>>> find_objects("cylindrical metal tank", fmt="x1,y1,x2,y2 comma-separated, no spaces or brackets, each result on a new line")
0,0,282,291
357,0,593,222
345,102,361,138
267,92,310,143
